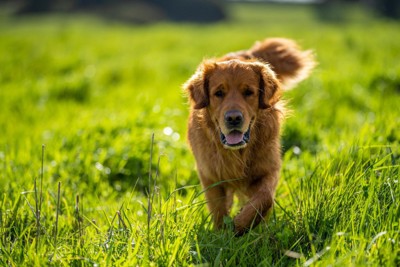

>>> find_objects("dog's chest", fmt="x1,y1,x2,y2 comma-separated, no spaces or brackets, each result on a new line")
206,146,250,184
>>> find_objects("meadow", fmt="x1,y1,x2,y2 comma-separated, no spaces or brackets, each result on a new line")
0,3,399,266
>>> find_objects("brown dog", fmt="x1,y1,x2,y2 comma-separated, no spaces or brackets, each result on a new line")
184,38,315,235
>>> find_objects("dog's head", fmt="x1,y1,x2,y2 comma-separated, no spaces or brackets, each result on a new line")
184,59,281,150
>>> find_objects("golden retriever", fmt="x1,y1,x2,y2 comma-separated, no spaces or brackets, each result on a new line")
184,38,315,235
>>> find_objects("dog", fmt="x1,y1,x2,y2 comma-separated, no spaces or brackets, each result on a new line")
184,38,315,235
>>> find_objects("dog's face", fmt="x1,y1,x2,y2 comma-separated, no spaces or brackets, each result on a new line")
185,60,281,150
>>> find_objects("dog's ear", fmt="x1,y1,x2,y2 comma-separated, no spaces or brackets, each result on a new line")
183,62,214,109
253,63,281,109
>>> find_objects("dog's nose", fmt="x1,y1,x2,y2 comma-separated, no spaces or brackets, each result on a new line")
224,110,243,128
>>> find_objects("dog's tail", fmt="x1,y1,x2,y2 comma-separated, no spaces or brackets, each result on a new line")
249,38,316,89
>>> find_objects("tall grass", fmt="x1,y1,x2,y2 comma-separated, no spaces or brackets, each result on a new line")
0,3,399,266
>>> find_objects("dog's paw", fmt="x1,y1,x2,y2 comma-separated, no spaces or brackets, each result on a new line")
233,216,251,236
233,224,249,237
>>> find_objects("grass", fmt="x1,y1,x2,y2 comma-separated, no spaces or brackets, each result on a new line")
0,2,399,266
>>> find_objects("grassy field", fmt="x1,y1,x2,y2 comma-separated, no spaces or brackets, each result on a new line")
0,3,399,266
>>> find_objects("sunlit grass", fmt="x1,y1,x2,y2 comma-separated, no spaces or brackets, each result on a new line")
0,3,399,266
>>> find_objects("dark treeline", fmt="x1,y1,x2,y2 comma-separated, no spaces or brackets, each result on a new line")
14,0,227,23
11,0,400,21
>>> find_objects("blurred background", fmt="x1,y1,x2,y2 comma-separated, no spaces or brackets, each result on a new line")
3,0,400,22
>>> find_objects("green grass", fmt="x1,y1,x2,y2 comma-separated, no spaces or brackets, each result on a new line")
1,3,399,266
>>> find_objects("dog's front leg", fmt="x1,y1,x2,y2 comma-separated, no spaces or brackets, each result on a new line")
201,177,230,229
233,177,277,235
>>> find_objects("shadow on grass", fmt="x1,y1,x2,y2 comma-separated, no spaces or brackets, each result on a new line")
190,210,309,266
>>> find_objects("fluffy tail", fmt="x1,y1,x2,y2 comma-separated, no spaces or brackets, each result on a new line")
249,38,316,89
223,38,315,89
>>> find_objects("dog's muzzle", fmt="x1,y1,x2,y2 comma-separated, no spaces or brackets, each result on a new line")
220,110,252,149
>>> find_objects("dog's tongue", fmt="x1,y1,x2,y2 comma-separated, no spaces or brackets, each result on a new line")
225,131,244,145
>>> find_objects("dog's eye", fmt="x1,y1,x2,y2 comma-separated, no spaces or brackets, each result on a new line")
214,90,225,98
244,89,254,97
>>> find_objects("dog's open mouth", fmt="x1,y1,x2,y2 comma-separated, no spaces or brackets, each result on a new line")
220,128,250,149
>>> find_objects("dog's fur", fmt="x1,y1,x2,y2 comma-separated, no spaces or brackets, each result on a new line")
184,38,315,235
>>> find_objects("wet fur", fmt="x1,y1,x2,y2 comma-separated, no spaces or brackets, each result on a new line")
184,38,315,235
